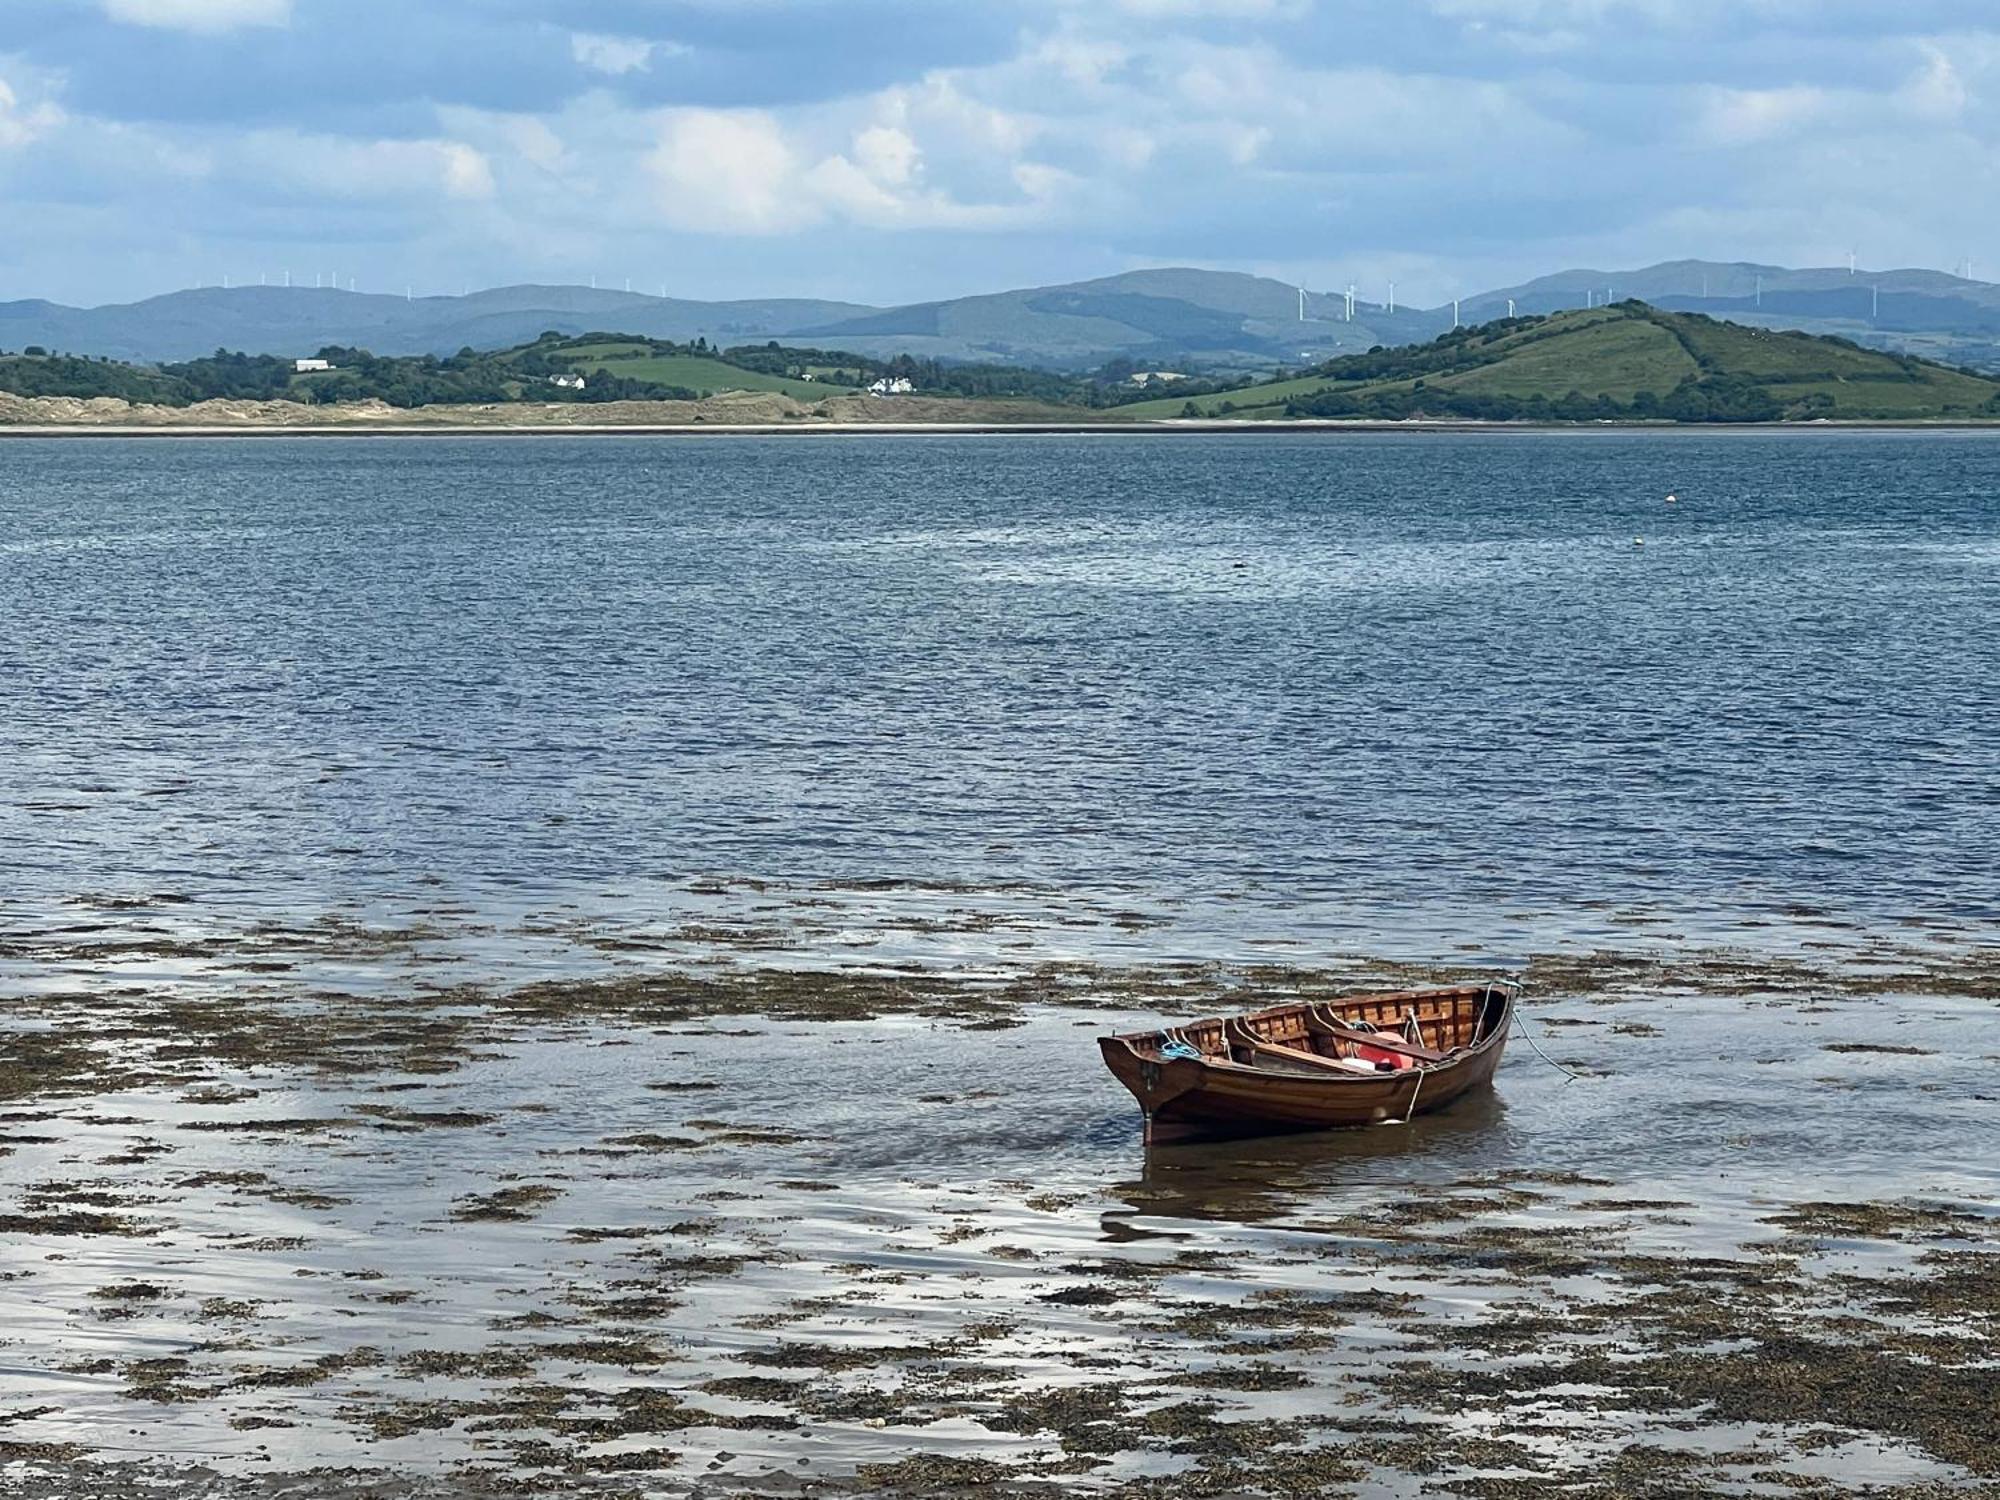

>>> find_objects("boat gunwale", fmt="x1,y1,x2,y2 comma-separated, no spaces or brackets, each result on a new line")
1098,980,1517,1089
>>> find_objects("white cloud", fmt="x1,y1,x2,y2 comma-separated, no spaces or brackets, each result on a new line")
500,118,568,174
102,0,290,34
227,131,496,202
1029,33,1130,87
645,103,1065,234
438,142,495,199
571,32,680,76
1108,0,1306,14
802,153,909,223
888,76,1037,160
434,104,583,181
648,110,801,233
1425,0,1713,22
1696,84,1829,145
1694,42,1981,151
1901,44,1967,120
0,79,65,151
851,125,919,186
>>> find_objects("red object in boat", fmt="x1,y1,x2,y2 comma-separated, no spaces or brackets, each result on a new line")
1352,1043,1413,1070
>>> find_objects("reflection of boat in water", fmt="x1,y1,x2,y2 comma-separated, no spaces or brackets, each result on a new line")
1106,1087,1509,1230
1098,982,1517,1145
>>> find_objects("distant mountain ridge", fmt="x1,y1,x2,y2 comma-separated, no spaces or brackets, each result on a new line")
0,285,875,366
0,270,1434,370
7,259,2000,371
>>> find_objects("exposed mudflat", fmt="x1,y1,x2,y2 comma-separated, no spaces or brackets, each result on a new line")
2,901,1995,1499
0,390,1092,432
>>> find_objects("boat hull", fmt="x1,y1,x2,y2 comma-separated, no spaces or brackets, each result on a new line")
1098,983,1514,1145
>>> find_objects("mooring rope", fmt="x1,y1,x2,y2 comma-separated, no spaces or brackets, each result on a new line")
1393,1061,1425,1124
1508,980,1589,1082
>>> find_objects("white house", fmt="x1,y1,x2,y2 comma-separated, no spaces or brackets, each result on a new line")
294,358,332,373
549,373,586,390
866,376,914,396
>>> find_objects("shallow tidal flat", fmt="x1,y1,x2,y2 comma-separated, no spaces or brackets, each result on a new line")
0,895,1995,1499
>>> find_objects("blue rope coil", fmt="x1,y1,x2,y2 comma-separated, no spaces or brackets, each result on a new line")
1158,1038,1203,1061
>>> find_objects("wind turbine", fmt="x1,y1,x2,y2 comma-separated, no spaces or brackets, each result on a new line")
1387,281,1396,314
1345,284,1355,321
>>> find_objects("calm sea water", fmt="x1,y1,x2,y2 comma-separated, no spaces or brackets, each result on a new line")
0,431,1995,964
3,432,1997,1487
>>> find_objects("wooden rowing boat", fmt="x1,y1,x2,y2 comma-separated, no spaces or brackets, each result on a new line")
1098,981,1518,1144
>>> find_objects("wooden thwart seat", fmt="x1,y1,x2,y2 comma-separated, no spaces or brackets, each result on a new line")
1306,1008,1451,1063
1227,1025,1384,1076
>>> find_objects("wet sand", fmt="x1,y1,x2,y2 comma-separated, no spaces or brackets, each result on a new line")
2,898,1996,1498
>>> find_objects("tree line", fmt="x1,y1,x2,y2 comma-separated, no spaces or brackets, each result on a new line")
0,342,700,408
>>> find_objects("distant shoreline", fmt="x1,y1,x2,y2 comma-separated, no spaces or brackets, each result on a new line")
6,417,2000,439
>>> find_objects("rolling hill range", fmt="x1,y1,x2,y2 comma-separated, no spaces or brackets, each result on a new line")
0,269,1428,370
788,267,1439,370
1120,304,2000,423
0,285,874,367
7,260,2000,373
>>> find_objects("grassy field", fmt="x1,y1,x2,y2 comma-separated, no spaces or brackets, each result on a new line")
1115,308,1644,418
1117,374,1364,419
1114,305,2000,420
557,344,857,400
1436,316,1696,401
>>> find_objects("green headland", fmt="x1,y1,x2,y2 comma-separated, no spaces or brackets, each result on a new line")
4,303,1999,427
1118,304,2000,422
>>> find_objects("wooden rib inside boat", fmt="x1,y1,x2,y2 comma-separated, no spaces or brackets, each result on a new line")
1098,981,1517,1144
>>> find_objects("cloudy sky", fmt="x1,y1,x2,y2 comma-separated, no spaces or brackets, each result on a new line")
2,1,1995,308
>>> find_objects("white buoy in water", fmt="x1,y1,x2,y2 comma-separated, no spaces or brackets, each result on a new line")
1666,492,1678,504
1634,536,1644,546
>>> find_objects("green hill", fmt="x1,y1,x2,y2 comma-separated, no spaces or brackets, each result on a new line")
1120,304,2000,422
552,341,860,400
